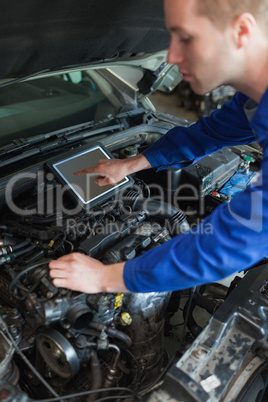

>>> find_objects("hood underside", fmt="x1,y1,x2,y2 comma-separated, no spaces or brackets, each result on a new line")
0,0,170,79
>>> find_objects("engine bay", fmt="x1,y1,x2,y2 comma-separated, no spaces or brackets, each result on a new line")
0,124,267,402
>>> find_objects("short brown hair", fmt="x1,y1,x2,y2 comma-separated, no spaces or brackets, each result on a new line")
197,0,268,31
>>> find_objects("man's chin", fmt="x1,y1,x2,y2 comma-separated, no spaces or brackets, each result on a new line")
189,80,216,96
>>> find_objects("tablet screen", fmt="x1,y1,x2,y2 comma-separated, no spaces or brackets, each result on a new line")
52,145,129,206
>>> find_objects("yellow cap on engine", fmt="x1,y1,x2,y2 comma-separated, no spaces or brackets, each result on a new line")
120,312,132,326
114,293,124,309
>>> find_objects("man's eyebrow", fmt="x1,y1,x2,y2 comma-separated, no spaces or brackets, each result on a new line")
167,26,184,33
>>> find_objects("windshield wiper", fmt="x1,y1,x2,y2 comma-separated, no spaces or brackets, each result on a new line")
0,108,145,157
0,108,145,167
0,124,122,168
0,120,97,157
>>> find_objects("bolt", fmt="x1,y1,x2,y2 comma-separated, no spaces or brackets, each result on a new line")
99,329,108,340
29,336,35,344
193,349,205,359
59,288,68,295
75,336,87,349
9,326,18,338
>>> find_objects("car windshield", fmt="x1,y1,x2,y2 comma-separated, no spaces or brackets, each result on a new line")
0,69,126,146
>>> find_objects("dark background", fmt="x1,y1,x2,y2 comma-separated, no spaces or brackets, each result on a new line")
0,0,170,79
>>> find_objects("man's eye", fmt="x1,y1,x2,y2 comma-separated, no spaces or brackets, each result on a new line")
180,37,191,43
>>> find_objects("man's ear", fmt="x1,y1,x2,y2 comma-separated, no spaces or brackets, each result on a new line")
232,13,256,49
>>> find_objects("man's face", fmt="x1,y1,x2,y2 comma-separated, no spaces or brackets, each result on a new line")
165,0,236,95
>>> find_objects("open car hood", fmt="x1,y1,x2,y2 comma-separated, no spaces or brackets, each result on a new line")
0,0,170,80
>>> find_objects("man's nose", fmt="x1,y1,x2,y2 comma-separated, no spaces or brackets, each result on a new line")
167,38,184,66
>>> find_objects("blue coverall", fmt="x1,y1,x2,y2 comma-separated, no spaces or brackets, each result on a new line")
123,89,268,292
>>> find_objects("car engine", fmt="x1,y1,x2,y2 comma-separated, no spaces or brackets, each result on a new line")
0,122,267,402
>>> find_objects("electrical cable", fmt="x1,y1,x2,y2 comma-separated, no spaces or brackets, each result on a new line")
0,322,139,402
125,349,142,381
8,259,52,292
35,387,139,402
16,270,48,301
170,307,185,328
0,317,62,401
92,396,137,402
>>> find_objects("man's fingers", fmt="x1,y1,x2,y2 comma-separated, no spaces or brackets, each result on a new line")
49,256,69,268
52,278,69,288
49,269,67,278
49,253,79,269
74,160,109,176
97,175,118,186
74,168,94,176
49,267,69,288
96,177,112,186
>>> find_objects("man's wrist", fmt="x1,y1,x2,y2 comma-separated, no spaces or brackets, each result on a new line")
126,154,152,175
102,262,129,293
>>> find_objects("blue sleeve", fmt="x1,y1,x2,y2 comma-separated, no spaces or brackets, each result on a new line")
123,162,268,292
123,90,268,293
143,92,256,171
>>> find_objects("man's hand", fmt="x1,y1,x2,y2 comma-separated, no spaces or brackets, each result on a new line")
74,154,152,186
49,253,128,293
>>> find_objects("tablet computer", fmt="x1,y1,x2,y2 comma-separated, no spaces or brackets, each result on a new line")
47,143,133,208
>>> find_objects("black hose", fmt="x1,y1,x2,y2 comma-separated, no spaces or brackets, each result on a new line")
0,233,22,247
28,216,58,224
87,350,102,402
107,328,132,349
24,250,45,264
9,259,51,292
126,195,190,235
183,286,218,336
193,286,218,315
88,322,132,349
15,243,37,258
183,291,202,337
0,243,39,266
13,240,30,251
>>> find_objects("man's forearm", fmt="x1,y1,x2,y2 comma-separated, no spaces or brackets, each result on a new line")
125,153,152,175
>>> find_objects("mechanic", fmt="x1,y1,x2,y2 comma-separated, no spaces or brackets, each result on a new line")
49,0,268,294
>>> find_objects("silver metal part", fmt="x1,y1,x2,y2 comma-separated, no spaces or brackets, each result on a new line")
123,292,171,388
149,263,268,402
37,329,80,378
